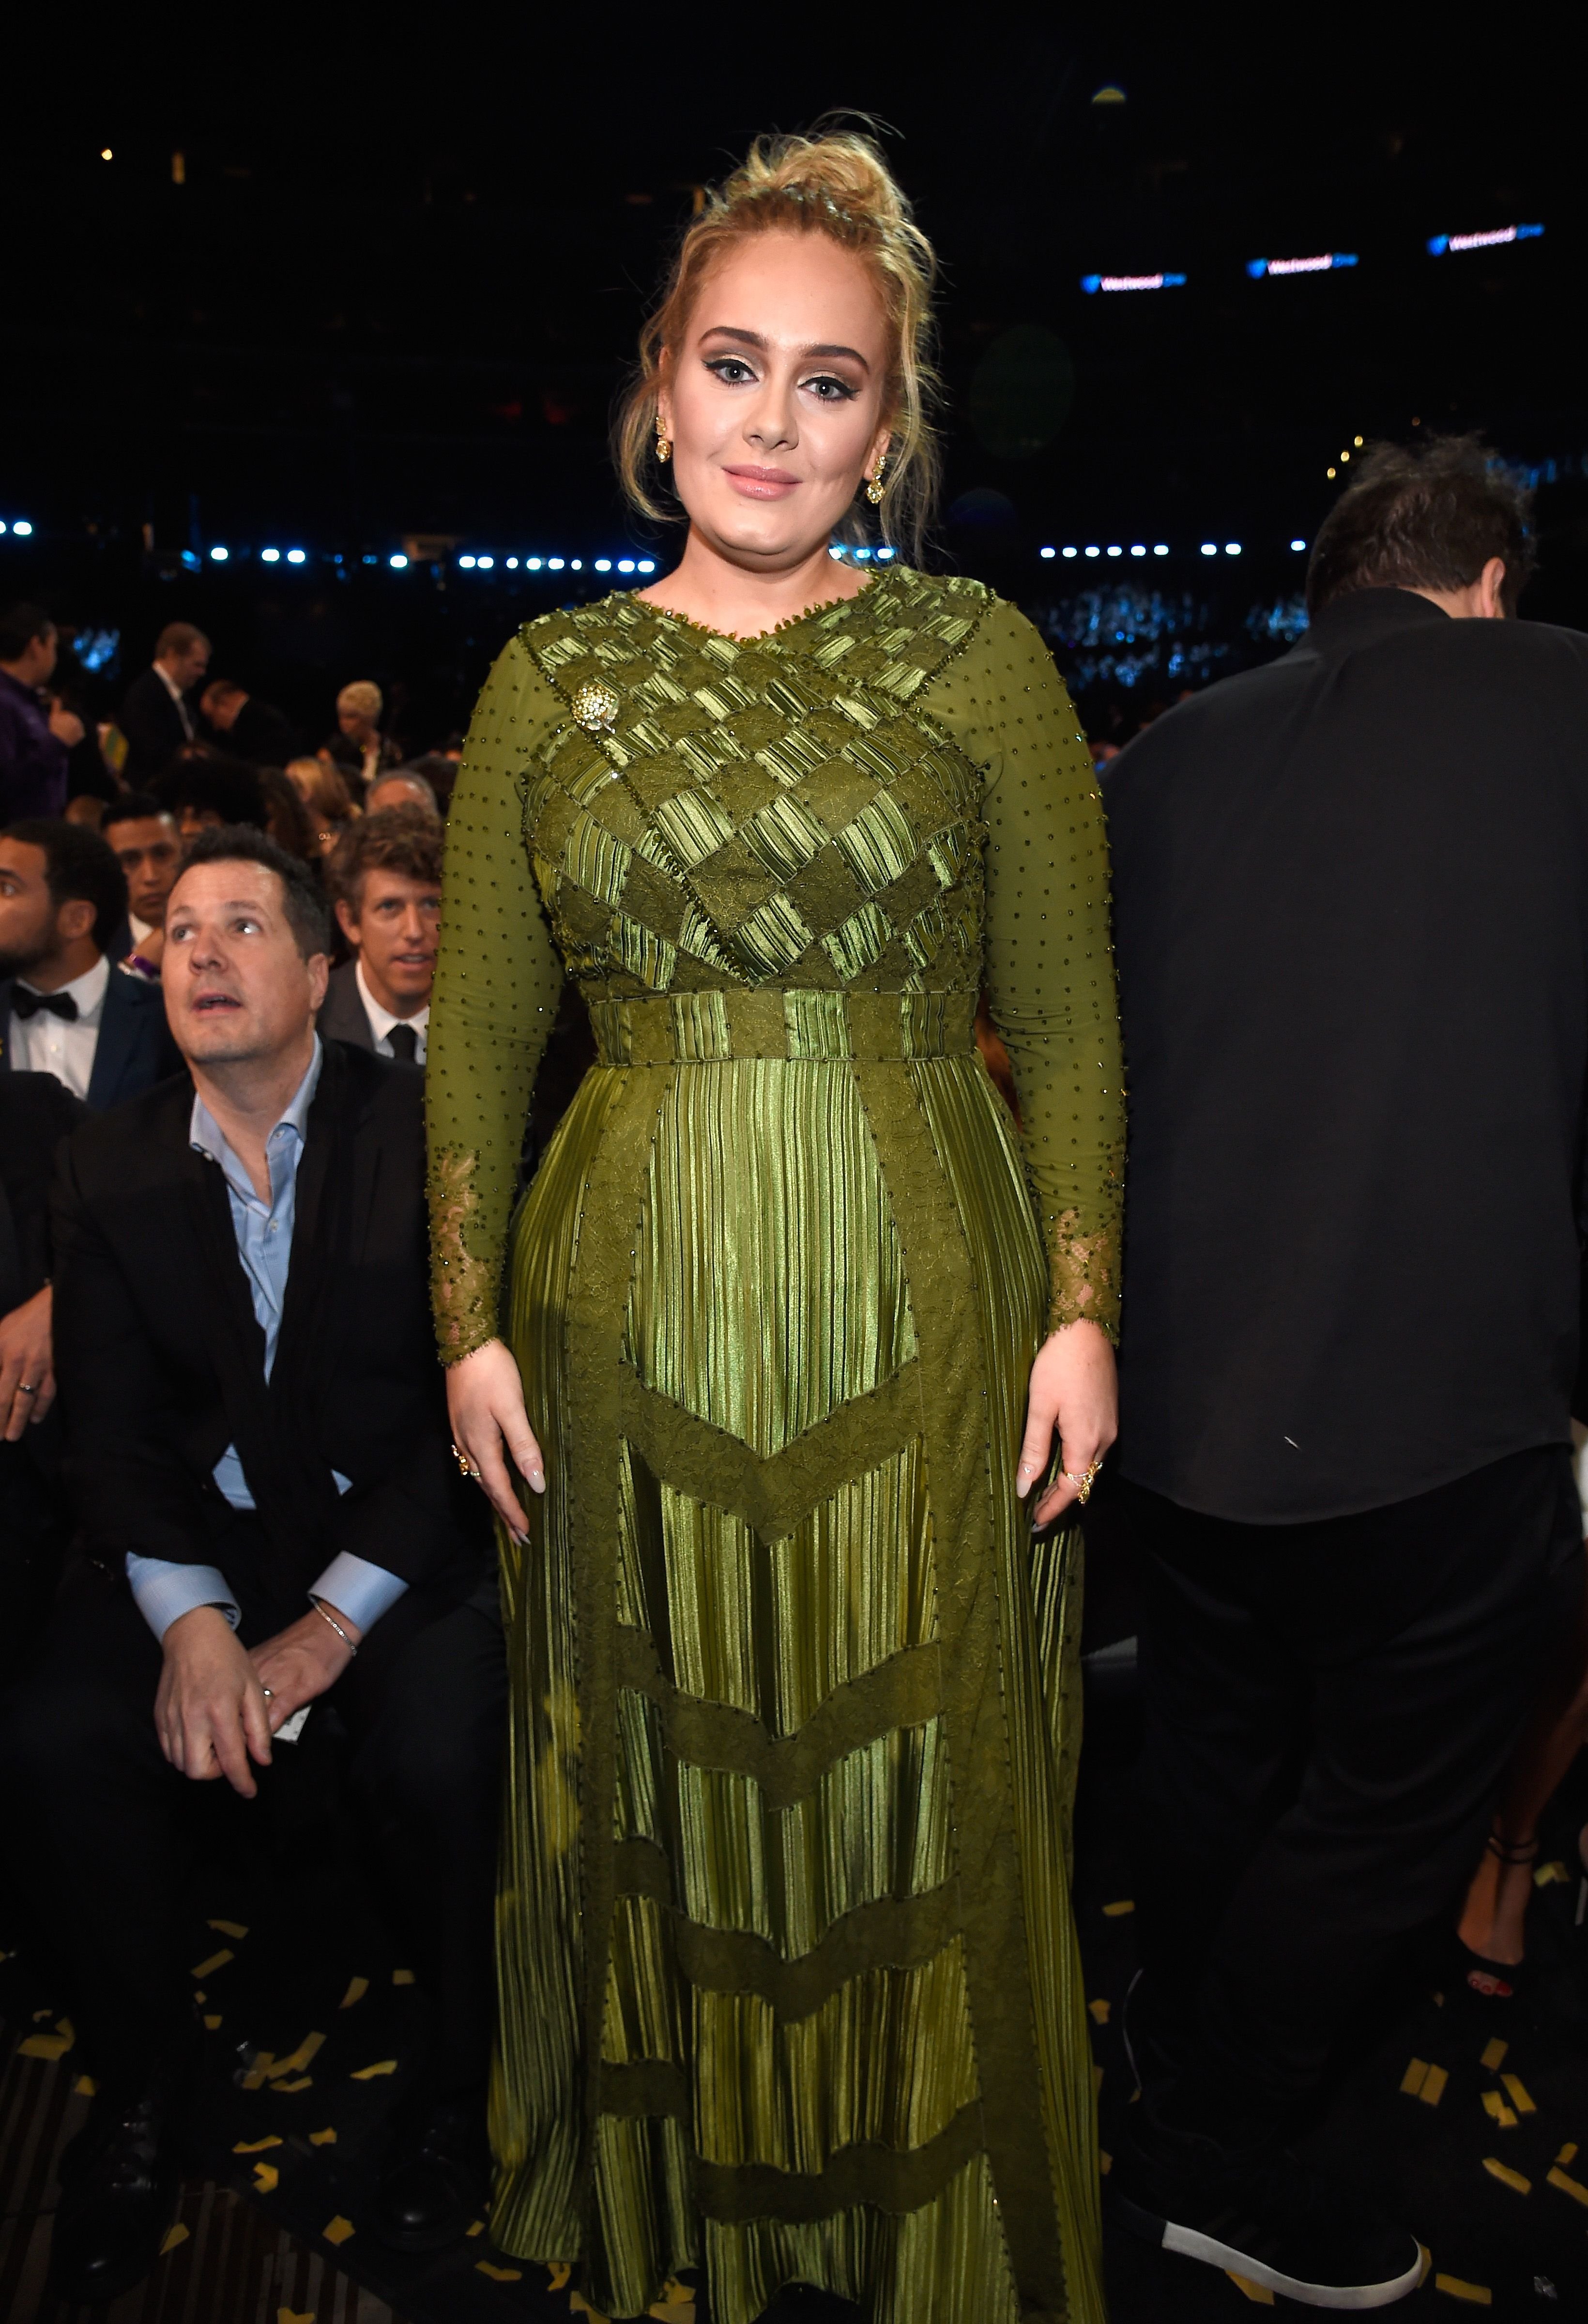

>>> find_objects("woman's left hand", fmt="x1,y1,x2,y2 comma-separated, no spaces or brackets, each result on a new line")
1015,1318,1118,1529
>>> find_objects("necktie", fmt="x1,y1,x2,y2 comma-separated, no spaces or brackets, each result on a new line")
386,1023,420,1064
13,986,78,1022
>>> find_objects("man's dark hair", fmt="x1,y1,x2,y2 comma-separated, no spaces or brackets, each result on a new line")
101,791,175,836
174,825,332,960
326,804,444,913
1306,434,1536,618
153,753,267,828
3,816,128,948
0,603,55,663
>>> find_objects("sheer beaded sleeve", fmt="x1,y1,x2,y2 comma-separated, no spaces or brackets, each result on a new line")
426,634,566,1362
921,596,1124,1337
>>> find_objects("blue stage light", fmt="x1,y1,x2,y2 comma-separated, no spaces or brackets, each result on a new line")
389,552,409,569
1062,546,1078,559
458,554,476,569
210,546,228,561
1200,543,1217,557
476,554,494,569
548,557,565,570
261,548,280,563
1291,538,1307,552
287,549,306,565
618,559,635,573
11,520,31,536
595,558,612,572
1130,544,1146,557
1040,546,1056,559
1084,545,1100,559
637,559,656,574
526,557,543,570
571,560,583,571
1153,544,1169,556
1106,545,1122,558
1224,543,1242,556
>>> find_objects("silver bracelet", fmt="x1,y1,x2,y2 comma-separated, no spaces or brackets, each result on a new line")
308,1596,357,1655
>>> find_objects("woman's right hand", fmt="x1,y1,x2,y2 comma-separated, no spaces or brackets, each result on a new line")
445,1337,546,1542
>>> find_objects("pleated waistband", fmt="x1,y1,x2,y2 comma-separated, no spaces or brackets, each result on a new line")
587,989,977,1066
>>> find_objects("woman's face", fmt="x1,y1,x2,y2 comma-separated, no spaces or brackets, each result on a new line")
660,230,892,570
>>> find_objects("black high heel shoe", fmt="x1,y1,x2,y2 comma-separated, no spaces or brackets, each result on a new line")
1454,1831,1539,2001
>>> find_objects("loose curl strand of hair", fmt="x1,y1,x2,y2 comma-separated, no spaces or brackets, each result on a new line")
613,124,943,566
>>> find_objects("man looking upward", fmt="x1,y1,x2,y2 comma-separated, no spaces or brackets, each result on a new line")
2,828,503,2302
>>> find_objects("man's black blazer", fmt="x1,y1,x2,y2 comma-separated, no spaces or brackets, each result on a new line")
118,669,192,785
0,965,185,1110
319,960,377,1052
1104,587,1588,1525
49,1039,487,1608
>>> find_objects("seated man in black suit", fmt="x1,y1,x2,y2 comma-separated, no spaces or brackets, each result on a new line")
0,1070,84,1675
320,807,441,1065
0,818,183,1105
0,828,504,2302
199,678,300,769
118,623,211,786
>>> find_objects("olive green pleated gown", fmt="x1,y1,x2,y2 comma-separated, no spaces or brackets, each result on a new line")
426,569,1123,2324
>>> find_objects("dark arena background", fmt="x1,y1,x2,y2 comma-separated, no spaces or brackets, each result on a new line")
3,16,1588,2323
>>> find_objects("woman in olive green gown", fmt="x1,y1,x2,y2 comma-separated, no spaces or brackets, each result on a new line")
427,128,1123,2324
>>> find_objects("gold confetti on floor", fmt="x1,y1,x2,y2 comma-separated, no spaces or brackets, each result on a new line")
392,1968,416,1985
1088,1998,1111,2023
73,2074,96,2097
208,1917,249,1938
1101,1899,1135,1917
18,2017,74,2061
350,2058,398,2079
1499,2072,1536,2114
191,1948,234,1978
233,2135,282,2154
277,2309,315,2324
1532,1860,1568,1886
339,1975,369,2008
252,2161,279,2193
322,2215,355,2245
308,2126,337,2146
1480,2036,1508,2071
1434,2275,1492,2304
1401,2058,1430,2096
477,2261,524,2281
160,2222,190,2255
1481,2090,1518,2128
1546,2165,1588,2207
1225,2271,1275,2303
1481,2157,1530,2195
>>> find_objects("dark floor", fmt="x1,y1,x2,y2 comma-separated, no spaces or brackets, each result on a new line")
3,1660,1587,2323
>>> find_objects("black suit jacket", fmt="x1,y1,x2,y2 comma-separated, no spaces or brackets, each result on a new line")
0,965,185,1110
226,698,300,767
319,960,376,1051
0,1071,84,1316
118,668,194,784
50,1040,486,1609
1103,588,1588,1524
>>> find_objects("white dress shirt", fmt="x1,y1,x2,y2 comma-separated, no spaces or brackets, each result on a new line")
153,661,195,740
129,912,155,948
6,953,110,1099
356,956,428,1063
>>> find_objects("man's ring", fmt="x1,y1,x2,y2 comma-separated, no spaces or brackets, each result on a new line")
16,1382,37,1396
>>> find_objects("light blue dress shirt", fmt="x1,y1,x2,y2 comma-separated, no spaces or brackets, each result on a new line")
125,1036,409,1642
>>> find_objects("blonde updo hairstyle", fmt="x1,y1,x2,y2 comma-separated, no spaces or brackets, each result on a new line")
615,126,942,563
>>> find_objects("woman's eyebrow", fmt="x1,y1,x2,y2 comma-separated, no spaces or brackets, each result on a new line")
698,324,870,370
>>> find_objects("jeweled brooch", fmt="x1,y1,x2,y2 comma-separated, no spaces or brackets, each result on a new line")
572,679,621,736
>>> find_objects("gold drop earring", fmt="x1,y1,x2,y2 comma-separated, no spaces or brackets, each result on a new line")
655,412,672,464
865,451,887,506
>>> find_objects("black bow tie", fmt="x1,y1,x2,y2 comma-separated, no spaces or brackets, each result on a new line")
13,986,78,1022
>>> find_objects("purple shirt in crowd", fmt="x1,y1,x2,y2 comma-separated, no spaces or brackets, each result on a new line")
0,667,68,820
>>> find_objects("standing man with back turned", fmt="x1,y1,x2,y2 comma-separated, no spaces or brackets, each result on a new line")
1103,437,1588,2308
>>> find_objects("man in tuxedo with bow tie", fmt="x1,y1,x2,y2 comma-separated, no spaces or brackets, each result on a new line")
0,827,504,2302
0,820,182,1105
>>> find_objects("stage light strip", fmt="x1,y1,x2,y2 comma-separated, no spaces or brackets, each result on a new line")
1427,224,1543,255
1247,253,1358,278
1080,272,1188,293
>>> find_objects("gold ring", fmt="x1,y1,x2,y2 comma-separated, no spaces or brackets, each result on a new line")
1063,1460,1104,1506
452,1443,479,1480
